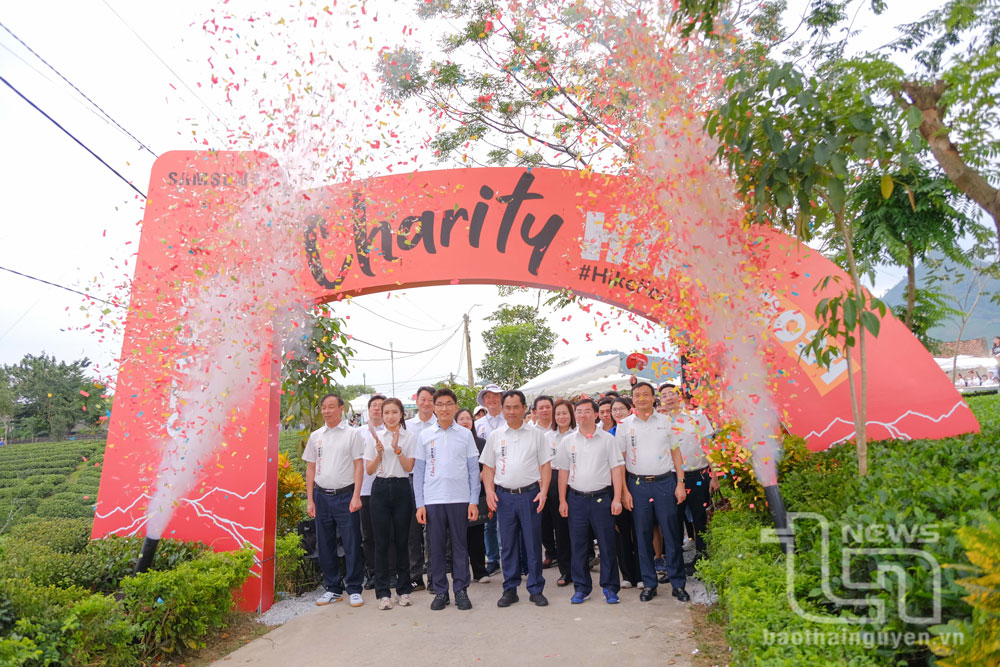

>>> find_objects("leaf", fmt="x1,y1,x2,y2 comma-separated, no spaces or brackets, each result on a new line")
861,311,881,337
828,178,846,212
905,105,923,130
880,174,894,199
830,153,848,179
844,297,858,331
852,135,870,159
775,185,793,209
814,141,831,166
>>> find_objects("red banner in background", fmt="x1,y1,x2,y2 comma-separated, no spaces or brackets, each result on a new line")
93,152,978,611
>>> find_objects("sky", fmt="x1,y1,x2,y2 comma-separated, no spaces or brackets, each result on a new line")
0,0,932,399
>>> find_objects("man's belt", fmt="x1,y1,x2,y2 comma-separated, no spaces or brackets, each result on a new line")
316,483,355,496
626,472,674,483
568,485,613,498
498,482,540,495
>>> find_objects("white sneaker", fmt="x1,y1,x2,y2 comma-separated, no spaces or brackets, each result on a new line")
621,581,633,589
348,593,364,607
315,591,343,605
378,597,392,610
396,594,412,607
637,581,645,589
477,574,491,583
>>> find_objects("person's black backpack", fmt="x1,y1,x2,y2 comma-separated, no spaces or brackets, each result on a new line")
297,518,318,559
294,519,322,594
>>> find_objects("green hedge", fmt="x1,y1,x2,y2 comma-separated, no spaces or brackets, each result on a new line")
0,518,251,665
701,394,1000,665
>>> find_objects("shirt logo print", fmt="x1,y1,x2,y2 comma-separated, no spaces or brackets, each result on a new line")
429,440,436,477
499,440,507,476
629,429,638,466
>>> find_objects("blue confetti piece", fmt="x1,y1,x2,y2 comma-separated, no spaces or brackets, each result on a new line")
156,597,164,605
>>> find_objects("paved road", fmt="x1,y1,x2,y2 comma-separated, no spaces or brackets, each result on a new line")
217,576,697,666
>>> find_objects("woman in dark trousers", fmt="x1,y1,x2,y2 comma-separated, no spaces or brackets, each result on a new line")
547,398,577,587
611,397,641,589
457,408,491,583
364,398,416,610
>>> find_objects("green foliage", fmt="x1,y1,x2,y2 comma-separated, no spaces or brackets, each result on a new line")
2,354,109,441
926,512,1000,666
702,395,1000,665
476,304,556,387
892,288,964,351
280,305,354,435
274,531,305,598
0,439,104,531
276,452,306,537
434,380,481,411
121,548,253,658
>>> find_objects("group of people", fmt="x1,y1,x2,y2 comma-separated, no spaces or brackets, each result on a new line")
302,379,718,612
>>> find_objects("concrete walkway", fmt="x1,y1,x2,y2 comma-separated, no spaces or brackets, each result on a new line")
217,577,697,666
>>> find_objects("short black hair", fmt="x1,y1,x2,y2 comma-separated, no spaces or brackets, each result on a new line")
416,386,436,400
320,393,343,407
574,398,600,413
368,393,386,408
604,390,620,398
433,387,458,403
658,382,676,392
632,381,656,396
598,396,615,407
502,389,527,407
532,394,554,410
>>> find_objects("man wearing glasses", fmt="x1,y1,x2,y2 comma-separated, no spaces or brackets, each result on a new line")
412,388,481,611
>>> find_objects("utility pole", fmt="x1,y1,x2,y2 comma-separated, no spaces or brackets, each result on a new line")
390,342,395,396
463,313,474,387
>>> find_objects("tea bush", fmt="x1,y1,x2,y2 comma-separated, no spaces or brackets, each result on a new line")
701,394,1000,666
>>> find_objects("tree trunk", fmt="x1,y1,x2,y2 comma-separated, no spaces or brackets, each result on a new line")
900,80,1000,253
835,213,869,476
905,245,916,330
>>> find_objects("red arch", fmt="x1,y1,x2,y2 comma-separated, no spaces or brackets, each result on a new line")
92,150,978,611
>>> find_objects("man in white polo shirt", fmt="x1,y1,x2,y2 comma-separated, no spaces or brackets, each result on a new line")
412,388,481,611
405,386,437,592
556,398,625,604
617,381,690,603
666,388,718,568
303,393,366,607
475,383,504,576
481,390,553,608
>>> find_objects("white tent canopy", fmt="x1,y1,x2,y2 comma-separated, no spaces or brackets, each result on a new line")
518,353,679,400
934,356,998,373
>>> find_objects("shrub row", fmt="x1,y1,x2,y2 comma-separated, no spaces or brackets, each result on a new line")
701,395,1000,665
0,519,252,665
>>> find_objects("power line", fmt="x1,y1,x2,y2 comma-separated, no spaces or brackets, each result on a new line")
0,74,147,199
402,326,463,383
0,20,158,157
349,324,462,355
349,299,459,332
0,265,117,306
99,0,228,134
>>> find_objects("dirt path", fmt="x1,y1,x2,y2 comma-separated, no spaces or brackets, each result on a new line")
216,576,697,667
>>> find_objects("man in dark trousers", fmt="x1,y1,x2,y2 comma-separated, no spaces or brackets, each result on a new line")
303,393,366,607
480,390,552,608
557,398,625,604
412,388,480,611
617,382,690,603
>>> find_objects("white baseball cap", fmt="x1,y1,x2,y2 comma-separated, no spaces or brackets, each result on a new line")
476,383,503,407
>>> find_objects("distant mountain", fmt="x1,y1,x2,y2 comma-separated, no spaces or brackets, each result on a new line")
882,254,1000,343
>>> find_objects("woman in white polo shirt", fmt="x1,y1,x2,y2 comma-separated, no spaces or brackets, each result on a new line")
365,398,416,610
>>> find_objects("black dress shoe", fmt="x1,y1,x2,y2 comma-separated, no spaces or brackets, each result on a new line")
363,575,375,590
430,593,450,611
455,589,472,610
556,576,571,587
658,573,671,584
497,588,520,607
672,587,691,602
639,587,658,602
529,593,549,607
